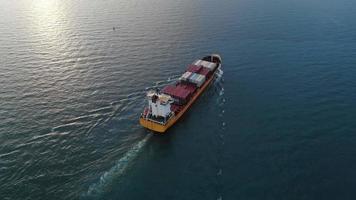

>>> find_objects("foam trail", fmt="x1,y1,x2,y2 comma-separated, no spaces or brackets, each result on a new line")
214,67,225,200
86,134,152,198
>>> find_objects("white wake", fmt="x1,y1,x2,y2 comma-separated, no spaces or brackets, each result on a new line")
86,134,152,198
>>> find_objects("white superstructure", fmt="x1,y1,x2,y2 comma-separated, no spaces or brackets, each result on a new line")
147,91,174,118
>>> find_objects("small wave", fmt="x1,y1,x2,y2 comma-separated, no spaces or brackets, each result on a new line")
32,131,71,140
219,88,225,96
85,118,105,136
145,74,180,91
85,134,152,198
51,122,84,133
111,91,143,106
217,169,222,176
88,106,113,115
65,115,94,124
0,149,21,159
167,74,180,82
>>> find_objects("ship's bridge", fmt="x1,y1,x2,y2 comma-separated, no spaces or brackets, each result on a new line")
147,91,174,119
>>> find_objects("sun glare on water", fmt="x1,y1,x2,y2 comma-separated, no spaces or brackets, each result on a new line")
29,0,70,49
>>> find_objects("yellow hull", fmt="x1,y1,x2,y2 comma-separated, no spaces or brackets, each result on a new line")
139,71,215,133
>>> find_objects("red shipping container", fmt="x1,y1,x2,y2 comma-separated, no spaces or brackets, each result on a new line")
174,87,191,100
170,104,183,113
177,82,197,93
162,85,176,96
162,84,192,101
197,67,211,77
186,65,202,73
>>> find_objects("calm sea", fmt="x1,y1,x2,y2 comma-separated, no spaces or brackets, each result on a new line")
1,0,356,199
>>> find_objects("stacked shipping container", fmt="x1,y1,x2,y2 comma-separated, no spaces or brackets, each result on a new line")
179,71,192,82
162,59,217,107
198,67,211,77
188,73,205,87
194,60,217,71
183,60,216,87
187,64,202,73
162,83,197,105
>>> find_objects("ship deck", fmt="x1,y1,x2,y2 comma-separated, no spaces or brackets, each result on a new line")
140,64,219,133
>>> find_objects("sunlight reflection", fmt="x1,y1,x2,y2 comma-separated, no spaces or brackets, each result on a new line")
29,0,69,49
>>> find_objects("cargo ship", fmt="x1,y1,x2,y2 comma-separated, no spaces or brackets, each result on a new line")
140,54,222,133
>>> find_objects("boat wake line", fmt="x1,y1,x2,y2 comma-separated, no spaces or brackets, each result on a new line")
85,133,152,198
213,67,225,200
83,74,181,199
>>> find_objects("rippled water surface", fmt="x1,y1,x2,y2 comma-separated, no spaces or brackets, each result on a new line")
1,0,356,199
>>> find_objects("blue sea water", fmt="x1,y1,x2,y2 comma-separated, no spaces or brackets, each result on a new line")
1,0,356,199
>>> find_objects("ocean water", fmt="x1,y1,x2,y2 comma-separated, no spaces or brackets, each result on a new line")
1,0,356,199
